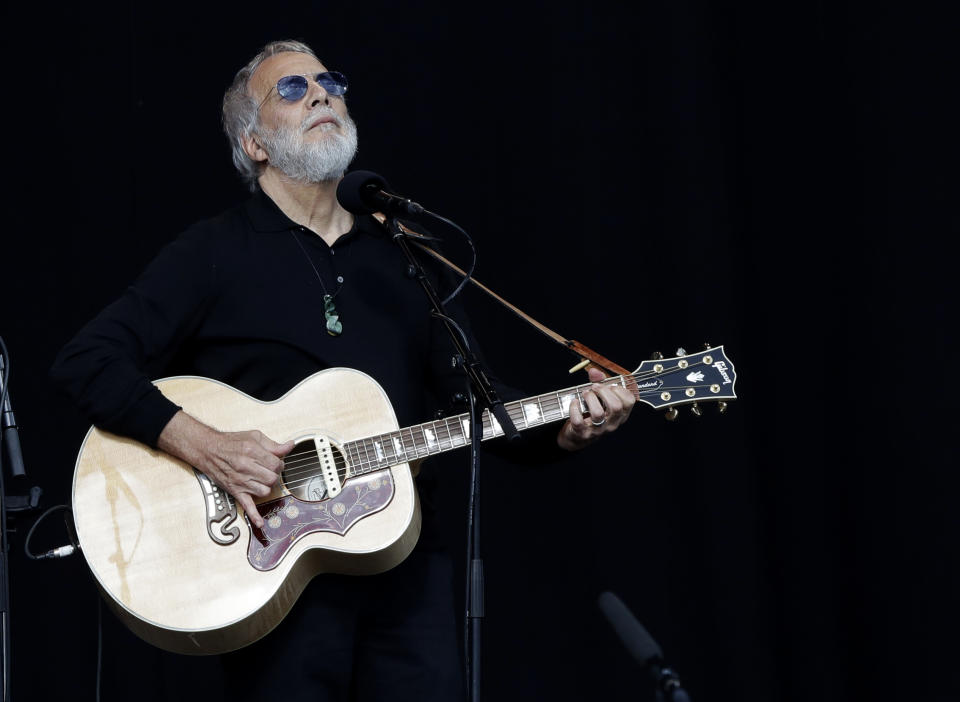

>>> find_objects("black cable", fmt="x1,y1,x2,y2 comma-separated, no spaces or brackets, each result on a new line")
0,334,11,702
422,210,477,306
23,505,75,560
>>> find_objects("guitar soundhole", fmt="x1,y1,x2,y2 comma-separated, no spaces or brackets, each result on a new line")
281,438,348,502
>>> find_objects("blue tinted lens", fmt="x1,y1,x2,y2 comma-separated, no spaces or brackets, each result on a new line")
276,75,309,101
316,71,348,96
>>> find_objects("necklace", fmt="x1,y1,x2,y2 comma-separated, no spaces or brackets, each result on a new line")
290,229,343,336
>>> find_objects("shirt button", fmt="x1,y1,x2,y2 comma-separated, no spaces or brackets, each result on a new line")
337,276,344,283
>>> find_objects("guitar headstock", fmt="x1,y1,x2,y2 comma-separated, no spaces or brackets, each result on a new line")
630,345,737,418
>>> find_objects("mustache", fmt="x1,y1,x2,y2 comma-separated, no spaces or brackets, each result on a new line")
301,108,343,132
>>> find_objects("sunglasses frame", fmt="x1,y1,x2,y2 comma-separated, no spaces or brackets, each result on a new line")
258,71,348,110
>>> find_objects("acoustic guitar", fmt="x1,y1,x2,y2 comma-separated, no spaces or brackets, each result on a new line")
72,346,737,654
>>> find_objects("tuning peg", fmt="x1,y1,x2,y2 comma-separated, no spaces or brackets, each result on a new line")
651,351,664,360
675,347,686,357
690,403,702,417
703,342,712,350
717,401,728,414
664,407,678,421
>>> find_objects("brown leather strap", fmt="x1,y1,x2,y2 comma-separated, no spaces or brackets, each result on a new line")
371,213,631,377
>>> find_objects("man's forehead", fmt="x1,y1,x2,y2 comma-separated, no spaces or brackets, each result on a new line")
250,52,327,97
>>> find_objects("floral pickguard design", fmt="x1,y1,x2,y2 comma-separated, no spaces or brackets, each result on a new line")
247,470,394,571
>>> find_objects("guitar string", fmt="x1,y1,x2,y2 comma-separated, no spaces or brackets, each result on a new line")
278,395,730,491
278,376,722,474
275,363,726,482
217,359,730,507
277,360,717,474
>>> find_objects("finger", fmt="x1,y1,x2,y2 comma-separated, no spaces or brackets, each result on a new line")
259,434,296,457
596,385,624,414
236,493,265,529
613,385,637,407
243,477,274,497
583,388,606,421
239,439,286,474
243,460,282,486
586,367,608,383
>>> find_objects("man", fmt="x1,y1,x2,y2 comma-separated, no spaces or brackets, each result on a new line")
52,40,635,701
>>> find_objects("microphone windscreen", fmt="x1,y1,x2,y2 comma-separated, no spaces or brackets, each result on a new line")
597,591,663,667
336,170,390,214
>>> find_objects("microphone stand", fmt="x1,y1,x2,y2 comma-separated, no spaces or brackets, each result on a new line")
1,338,41,702
386,217,519,702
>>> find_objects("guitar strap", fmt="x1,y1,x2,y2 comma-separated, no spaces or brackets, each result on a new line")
372,213,632,377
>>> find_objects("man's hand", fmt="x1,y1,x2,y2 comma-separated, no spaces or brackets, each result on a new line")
557,367,636,451
157,410,295,528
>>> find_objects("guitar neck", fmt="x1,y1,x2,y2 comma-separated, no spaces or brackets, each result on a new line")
342,377,624,476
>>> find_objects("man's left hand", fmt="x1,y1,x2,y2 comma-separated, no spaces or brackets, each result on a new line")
557,367,636,451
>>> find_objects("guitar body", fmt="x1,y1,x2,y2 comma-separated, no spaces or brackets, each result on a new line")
72,368,420,655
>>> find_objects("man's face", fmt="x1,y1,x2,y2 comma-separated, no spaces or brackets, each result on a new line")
249,51,358,183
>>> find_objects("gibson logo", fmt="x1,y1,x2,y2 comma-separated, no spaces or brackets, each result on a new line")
714,361,733,385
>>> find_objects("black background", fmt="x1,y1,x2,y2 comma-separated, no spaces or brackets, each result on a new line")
2,1,957,700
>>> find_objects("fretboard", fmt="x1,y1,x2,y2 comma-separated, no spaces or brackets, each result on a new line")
342,375,633,476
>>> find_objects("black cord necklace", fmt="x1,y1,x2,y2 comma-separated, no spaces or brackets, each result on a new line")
289,228,344,336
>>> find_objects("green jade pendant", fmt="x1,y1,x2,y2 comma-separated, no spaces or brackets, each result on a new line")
323,295,342,336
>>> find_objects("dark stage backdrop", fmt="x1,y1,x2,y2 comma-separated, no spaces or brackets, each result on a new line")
2,2,956,701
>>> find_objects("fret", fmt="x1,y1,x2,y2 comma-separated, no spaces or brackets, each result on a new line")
539,393,558,423
391,434,406,462
550,392,565,421
535,395,546,424
377,432,394,464
422,425,439,454
348,440,366,475
411,425,428,458
522,400,541,427
448,415,467,448
402,427,418,460
439,417,455,451
358,438,373,473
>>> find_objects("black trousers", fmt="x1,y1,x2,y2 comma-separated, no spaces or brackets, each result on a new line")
222,548,466,702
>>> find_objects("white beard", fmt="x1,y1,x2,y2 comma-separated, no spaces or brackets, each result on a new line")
259,108,358,183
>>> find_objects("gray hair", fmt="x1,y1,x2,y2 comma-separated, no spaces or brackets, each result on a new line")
222,40,319,191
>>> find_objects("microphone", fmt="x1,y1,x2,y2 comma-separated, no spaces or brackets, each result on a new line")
598,591,692,702
336,170,424,217
0,353,25,478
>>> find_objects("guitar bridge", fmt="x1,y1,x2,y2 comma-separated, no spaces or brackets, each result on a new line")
314,435,342,497
193,469,240,545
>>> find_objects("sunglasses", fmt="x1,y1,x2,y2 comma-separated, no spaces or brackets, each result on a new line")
258,71,349,109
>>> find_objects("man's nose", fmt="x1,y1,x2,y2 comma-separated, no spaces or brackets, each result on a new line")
306,78,330,107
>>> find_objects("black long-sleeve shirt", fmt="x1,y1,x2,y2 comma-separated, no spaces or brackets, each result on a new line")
51,190,486,447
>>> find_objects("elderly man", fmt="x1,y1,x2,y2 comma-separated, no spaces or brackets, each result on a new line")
52,40,634,701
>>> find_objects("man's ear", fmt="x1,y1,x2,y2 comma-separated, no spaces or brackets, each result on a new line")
242,132,268,164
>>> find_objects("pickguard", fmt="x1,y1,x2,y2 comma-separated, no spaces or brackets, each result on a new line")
246,469,395,571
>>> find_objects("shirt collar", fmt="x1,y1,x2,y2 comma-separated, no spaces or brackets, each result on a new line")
242,188,301,233
242,188,386,246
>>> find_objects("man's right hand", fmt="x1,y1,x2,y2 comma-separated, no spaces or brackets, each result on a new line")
157,410,295,528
